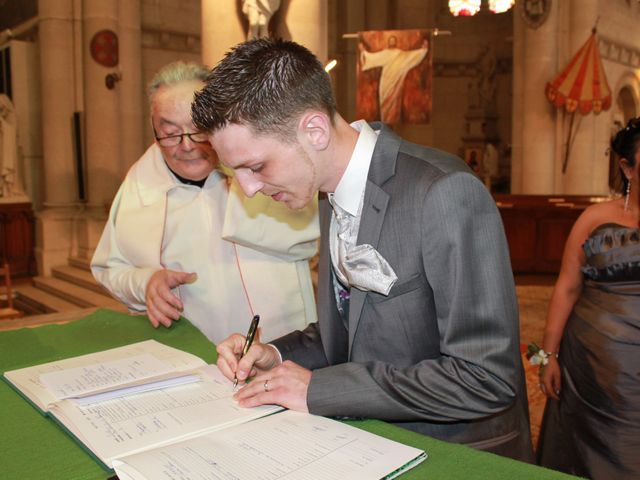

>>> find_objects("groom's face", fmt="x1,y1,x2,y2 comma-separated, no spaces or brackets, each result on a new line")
209,123,319,210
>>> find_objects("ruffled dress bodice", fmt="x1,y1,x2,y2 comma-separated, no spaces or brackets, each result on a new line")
581,223,640,283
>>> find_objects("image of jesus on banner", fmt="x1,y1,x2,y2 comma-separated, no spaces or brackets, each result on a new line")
357,30,432,125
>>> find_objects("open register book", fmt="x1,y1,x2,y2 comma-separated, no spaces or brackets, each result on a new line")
3,340,427,479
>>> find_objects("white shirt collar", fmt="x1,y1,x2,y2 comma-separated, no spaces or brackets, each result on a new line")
329,120,379,216
136,144,225,206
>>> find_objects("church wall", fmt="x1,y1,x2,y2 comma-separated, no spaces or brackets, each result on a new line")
512,0,640,195
136,0,640,195
140,0,202,148
6,0,640,276
10,0,640,209
329,0,513,186
553,0,637,195
431,6,513,164
588,0,640,194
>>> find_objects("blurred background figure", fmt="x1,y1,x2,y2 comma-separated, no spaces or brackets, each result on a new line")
242,0,280,39
0,94,26,199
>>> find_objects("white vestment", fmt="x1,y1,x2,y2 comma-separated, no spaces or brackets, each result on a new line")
91,144,319,343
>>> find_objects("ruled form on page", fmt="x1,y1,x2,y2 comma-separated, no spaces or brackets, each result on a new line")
4,340,207,411
49,365,282,468
113,410,427,480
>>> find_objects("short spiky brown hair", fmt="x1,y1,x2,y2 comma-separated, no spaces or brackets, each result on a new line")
191,38,336,142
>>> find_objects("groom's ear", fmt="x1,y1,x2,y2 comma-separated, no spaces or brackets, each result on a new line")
298,111,331,152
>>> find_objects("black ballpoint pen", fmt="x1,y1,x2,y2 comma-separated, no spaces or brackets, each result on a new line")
232,314,260,390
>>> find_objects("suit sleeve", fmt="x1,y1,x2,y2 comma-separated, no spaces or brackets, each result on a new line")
90,184,156,312
272,322,331,370
307,172,520,422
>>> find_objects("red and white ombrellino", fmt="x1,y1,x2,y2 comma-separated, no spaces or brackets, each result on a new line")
545,29,611,115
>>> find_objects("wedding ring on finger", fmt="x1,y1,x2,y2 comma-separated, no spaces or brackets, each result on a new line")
264,379,270,392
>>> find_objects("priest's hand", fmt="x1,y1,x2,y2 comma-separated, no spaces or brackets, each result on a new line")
145,269,197,328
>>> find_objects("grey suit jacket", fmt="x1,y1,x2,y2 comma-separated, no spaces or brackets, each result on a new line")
273,125,533,462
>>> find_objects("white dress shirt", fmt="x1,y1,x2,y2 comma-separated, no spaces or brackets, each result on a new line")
328,120,378,284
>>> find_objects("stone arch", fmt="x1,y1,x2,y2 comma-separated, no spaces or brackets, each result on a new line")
612,72,640,123
617,85,637,123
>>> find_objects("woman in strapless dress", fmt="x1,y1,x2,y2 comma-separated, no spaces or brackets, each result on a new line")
536,118,640,480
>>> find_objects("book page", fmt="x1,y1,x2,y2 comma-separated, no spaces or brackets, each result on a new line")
40,354,177,400
3,340,206,412
71,373,201,406
49,365,282,468
112,410,427,480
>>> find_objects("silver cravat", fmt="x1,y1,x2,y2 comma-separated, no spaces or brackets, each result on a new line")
329,200,397,295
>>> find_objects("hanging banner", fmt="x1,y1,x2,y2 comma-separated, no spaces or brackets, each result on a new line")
545,30,611,115
357,29,432,125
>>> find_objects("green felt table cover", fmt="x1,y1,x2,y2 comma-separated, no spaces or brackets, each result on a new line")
0,308,577,480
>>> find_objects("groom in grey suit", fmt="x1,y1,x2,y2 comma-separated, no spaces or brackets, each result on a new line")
192,38,533,461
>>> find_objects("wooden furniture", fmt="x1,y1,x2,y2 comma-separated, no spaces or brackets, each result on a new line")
0,202,37,277
494,194,608,274
0,262,22,319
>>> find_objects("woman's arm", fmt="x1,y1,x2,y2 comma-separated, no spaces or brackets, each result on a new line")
540,208,595,399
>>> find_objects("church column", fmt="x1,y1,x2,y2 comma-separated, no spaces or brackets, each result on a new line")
36,0,80,274
512,1,559,194
76,0,122,259
83,0,121,208
201,0,245,67
561,0,609,194
117,0,144,176
280,0,328,62
510,4,524,193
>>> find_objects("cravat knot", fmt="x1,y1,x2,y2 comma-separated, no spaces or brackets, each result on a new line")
330,200,397,295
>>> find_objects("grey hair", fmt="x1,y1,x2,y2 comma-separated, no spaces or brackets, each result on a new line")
148,61,210,99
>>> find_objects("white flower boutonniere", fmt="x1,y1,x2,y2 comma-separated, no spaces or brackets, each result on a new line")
526,342,558,366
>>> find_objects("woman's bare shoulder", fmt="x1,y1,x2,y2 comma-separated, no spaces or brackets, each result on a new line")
577,199,626,232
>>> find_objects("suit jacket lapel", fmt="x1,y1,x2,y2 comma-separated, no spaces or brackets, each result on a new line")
347,125,401,356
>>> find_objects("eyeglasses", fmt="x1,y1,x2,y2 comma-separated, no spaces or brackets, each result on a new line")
153,128,209,147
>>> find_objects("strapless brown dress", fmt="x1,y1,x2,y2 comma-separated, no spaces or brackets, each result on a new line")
537,224,640,479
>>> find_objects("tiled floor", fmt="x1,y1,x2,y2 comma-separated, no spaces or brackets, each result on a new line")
516,276,556,450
